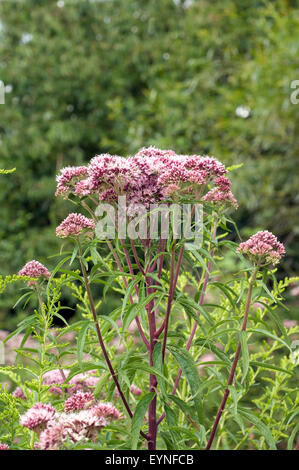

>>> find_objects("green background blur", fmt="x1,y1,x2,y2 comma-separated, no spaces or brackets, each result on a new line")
0,0,298,327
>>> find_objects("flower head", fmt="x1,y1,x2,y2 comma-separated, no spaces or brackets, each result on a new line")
0,443,9,450
68,370,99,395
39,402,121,449
202,187,238,208
92,402,121,420
237,231,285,265
56,213,95,238
18,260,50,286
43,369,69,396
64,392,95,412
12,387,26,400
55,166,88,197
20,403,57,434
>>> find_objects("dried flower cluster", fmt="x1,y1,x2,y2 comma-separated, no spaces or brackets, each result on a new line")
237,230,285,265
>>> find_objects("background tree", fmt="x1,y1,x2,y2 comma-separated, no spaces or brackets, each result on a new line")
0,0,298,325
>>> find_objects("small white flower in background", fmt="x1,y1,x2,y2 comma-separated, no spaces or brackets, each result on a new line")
235,105,251,119
20,33,33,45
57,0,65,7
5,84,12,94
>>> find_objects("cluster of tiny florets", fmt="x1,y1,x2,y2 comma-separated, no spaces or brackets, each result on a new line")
42,369,99,396
64,392,95,412
21,398,121,450
20,403,57,434
56,213,95,238
18,260,50,285
237,231,285,265
55,166,88,196
12,387,27,400
55,147,237,220
0,443,9,450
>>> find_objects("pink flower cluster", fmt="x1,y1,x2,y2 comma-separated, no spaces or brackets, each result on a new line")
20,403,57,434
55,146,237,217
237,231,285,265
0,443,9,450
24,398,121,450
64,392,95,412
55,166,88,196
12,387,27,400
18,260,50,285
42,369,99,396
114,383,142,398
202,176,238,208
56,213,95,238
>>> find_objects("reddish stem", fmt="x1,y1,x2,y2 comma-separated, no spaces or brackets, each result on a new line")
146,274,158,450
157,217,217,426
205,268,258,450
78,243,149,441
161,244,184,361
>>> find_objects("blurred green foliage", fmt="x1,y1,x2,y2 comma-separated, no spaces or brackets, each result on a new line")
0,0,298,325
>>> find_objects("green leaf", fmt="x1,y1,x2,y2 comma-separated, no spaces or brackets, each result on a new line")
249,361,293,376
238,408,277,449
287,423,299,450
164,402,181,445
240,331,249,383
77,322,90,368
131,392,155,450
153,343,167,396
248,328,291,351
168,345,203,423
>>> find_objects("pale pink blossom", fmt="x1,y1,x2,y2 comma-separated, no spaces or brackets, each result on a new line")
290,285,299,297
20,403,57,433
56,213,95,238
39,402,121,450
43,369,69,396
283,320,297,329
198,353,216,375
202,187,238,208
130,384,142,396
68,371,99,394
18,260,50,285
12,387,26,400
0,443,9,450
55,166,88,196
237,231,285,265
64,392,95,412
